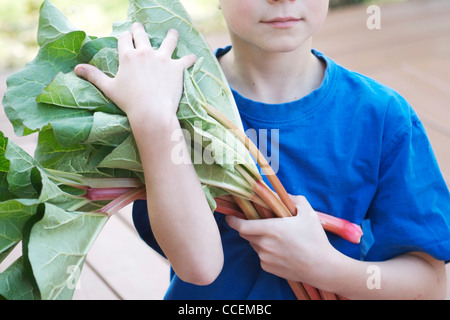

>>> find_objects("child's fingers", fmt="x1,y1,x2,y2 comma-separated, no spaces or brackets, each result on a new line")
74,64,112,96
131,22,151,49
159,29,179,56
225,215,272,236
179,53,197,70
118,30,133,62
289,195,314,215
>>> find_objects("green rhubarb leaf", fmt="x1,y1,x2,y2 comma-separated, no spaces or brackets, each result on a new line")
85,112,131,147
34,127,114,177
202,185,228,212
49,115,94,147
5,138,43,199
97,134,143,172
34,127,94,173
2,30,91,137
0,133,13,202
37,0,79,47
0,132,9,173
4,136,70,205
0,257,40,300
0,172,13,203
89,46,119,77
36,71,110,110
190,145,252,198
0,199,39,264
77,37,118,64
27,202,107,300
0,134,90,267
34,127,140,181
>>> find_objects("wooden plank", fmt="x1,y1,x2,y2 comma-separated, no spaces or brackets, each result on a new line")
447,264,450,300
315,0,450,57
369,66,450,136
424,126,450,186
72,263,121,300
399,60,450,97
314,0,450,74
0,242,22,273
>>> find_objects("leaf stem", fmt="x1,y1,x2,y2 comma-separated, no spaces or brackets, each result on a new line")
201,103,297,215
98,185,146,217
84,187,139,201
231,195,260,220
45,169,143,190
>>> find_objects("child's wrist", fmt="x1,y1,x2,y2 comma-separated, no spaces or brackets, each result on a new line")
127,105,179,131
312,247,351,293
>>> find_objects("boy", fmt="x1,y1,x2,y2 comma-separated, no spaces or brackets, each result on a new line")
75,0,450,299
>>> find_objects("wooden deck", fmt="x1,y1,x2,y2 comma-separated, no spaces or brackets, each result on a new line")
0,0,449,300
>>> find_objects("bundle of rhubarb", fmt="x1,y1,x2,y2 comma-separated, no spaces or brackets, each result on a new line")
1,0,362,300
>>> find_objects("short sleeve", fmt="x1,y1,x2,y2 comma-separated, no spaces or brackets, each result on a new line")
363,98,450,262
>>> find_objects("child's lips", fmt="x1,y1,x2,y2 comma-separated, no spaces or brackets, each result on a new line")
261,17,303,29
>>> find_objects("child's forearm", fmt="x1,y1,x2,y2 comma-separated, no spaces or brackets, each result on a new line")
322,251,447,300
130,112,224,285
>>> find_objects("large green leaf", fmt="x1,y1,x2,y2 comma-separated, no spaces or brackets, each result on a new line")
37,0,78,47
2,30,92,138
0,199,39,263
0,257,40,300
36,71,110,110
0,132,111,300
27,203,107,300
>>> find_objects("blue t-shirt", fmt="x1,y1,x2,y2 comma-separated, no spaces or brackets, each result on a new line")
132,47,450,299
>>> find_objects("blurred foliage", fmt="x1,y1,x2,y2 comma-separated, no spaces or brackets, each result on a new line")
0,0,225,71
1,0,407,71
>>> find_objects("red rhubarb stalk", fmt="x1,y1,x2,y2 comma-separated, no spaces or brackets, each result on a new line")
84,187,138,201
232,195,260,220
98,185,146,216
316,211,363,244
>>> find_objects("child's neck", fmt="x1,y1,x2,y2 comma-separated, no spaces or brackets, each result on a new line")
220,38,325,104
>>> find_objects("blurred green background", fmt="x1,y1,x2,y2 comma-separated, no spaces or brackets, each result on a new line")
0,0,407,71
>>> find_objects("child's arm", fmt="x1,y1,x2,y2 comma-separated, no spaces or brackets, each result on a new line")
226,195,447,299
75,23,223,285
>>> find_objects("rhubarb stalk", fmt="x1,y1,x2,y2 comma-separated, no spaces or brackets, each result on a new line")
98,185,146,216
202,102,296,216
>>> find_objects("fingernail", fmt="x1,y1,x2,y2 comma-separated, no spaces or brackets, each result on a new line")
75,66,85,77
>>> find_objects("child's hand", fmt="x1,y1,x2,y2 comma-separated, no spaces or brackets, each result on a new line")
225,195,340,286
75,22,196,126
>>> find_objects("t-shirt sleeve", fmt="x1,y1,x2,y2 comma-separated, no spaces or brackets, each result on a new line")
363,96,450,262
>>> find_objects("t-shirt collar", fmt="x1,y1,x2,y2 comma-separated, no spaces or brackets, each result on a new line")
215,46,337,124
